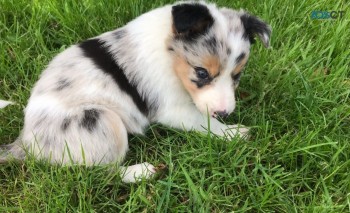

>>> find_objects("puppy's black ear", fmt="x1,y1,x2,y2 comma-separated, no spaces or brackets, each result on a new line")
240,13,271,48
172,3,214,40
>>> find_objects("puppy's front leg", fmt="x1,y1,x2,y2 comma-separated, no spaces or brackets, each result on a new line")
157,105,249,138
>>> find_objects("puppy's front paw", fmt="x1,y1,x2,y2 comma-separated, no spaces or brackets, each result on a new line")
225,124,250,139
0,100,13,109
121,162,156,183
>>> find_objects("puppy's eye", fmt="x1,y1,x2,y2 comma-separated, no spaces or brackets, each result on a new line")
232,72,241,81
195,67,209,79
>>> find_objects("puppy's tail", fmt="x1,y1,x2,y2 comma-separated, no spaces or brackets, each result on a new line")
0,100,25,163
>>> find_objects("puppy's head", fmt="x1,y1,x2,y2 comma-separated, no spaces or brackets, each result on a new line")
169,2,271,118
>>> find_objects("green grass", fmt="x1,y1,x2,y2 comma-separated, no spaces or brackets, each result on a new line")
1,0,350,212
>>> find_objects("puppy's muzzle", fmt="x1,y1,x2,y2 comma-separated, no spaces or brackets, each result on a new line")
214,111,229,119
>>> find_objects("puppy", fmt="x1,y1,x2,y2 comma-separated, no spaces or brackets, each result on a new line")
0,1,271,182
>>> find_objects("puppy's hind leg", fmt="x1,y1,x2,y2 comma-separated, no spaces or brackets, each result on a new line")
16,105,155,182
101,109,156,183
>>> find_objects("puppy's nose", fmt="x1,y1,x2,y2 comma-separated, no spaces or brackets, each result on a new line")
214,111,228,119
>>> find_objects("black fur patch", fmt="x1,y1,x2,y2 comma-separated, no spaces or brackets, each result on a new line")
183,45,188,51
81,109,100,132
79,39,148,115
172,3,214,40
240,13,271,44
204,36,218,55
235,53,246,64
226,48,231,55
61,118,71,131
113,29,126,40
56,78,71,91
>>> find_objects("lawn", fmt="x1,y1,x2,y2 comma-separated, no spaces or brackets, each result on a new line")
1,0,349,212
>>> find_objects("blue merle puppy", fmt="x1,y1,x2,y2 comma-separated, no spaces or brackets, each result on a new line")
0,1,271,182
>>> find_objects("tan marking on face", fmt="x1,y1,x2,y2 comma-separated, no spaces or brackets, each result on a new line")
174,56,197,94
233,55,248,75
202,55,220,77
173,56,211,100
